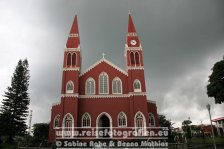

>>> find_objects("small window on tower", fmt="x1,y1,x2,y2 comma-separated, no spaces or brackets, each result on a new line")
66,81,74,93
72,53,77,66
130,52,135,65
133,79,141,92
67,53,72,67
135,52,140,65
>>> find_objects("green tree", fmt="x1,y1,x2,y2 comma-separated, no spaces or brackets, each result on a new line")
207,57,224,104
158,114,174,142
0,59,30,142
158,114,173,128
33,123,49,142
182,119,192,138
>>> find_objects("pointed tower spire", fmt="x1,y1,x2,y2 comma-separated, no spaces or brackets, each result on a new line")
126,12,140,47
128,11,136,33
66,15,80,48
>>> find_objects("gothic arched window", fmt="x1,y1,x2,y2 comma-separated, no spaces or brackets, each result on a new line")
112,77,122,94
118,112,127,127
99,72,109,94
82,113,91,127
66,81,74,93
67,53,72,67
135,112,146,136
72,53,76,66
63,113,74,137
130,52,135,65
148,113,155,126
54,115,60,128
86,78,95,94
135,52,140,65
133,79,141,92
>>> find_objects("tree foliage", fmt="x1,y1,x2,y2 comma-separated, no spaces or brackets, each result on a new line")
158,114,174,142
182,119,192,138
207,57,224,104
0,59,30,142
182,120,192,127
158,114,173,128
33,123,49,141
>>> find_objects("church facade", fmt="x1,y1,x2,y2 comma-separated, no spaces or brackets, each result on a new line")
49,13,159,142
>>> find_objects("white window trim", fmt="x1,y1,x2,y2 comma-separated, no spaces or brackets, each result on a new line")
117,112,127,127
99,72,109,94
112,77,122,94
54,114,60,128
85,77,95,95
66,80,74,94
133,79,141,92
82,113,91,128
148,113,155,127
62,113,74,127
62,113,74,138
134,111,146,136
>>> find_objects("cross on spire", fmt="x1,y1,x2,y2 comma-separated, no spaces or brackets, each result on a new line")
102,52,106,59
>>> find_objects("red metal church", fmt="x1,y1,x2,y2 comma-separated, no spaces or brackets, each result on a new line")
49,13,159,142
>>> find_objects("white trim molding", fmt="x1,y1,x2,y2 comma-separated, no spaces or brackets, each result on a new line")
127,66,144,70
64,48,81,52
52,101,61,106
78,92,146,99
63,67,80,71
69,33,79,37
80,58,128,77
61,93,78,98
147,100,156,104
127,33,137,36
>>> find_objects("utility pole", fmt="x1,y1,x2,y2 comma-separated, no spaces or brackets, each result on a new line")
206,104,216,149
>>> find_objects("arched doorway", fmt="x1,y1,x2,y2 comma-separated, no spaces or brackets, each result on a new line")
96,112,112,138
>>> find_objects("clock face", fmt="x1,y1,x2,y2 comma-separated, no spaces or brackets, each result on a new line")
130,39,137,45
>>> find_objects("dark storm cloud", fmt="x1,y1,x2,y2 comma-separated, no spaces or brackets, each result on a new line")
0,0,224,126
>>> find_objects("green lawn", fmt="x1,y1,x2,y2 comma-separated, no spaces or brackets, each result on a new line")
191,137,224,144
0,143,17,149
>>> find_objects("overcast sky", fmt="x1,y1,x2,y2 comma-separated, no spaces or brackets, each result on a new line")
0,0,224,128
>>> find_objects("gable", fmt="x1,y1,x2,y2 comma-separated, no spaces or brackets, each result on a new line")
80,58,128,77
79,58,129,95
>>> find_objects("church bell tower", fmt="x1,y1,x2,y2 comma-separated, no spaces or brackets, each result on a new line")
60,15,81,128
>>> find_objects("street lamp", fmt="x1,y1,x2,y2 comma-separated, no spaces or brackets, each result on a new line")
188,117,192,137
206,104,216,149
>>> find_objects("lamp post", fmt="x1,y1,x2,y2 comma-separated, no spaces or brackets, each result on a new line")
206,104,216,149
188,117,192,137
